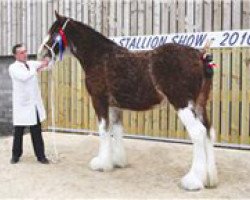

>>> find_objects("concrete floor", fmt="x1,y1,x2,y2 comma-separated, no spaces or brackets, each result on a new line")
1,133,250,199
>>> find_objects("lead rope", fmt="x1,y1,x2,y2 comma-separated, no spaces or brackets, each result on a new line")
44,19,70,163
46,60,60,163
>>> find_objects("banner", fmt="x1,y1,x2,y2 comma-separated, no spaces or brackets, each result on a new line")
111,30,250,50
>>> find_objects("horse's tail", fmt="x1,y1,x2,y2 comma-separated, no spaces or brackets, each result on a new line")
202,40,215,80
199,40,215,102
195,41,216,137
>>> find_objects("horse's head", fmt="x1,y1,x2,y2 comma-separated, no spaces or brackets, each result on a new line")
38,11,72,62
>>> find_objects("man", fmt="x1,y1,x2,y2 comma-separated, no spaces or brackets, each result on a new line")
9,43,50,164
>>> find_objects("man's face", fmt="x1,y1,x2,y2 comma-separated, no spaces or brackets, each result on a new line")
15,46,27,62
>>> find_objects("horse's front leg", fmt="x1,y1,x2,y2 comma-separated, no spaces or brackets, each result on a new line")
90,98,113,172
90,118,113,171
109,107,127,168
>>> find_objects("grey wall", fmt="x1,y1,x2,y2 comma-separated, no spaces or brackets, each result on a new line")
0,55,37,136
0,56,14,136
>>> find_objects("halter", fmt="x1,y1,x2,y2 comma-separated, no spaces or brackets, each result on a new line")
44,18,70,61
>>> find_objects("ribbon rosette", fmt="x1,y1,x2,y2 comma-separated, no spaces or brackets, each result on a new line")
54,28,68,61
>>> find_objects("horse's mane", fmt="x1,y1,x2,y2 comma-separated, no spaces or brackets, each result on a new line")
71,19,124,50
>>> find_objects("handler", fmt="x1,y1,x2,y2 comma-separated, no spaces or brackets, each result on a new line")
9,43,50,164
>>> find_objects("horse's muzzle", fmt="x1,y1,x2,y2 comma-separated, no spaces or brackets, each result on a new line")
37,35,52,60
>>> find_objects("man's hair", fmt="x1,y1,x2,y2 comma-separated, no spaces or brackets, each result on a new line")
12,43,23,55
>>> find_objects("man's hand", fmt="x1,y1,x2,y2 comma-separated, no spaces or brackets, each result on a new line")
37,57,50,72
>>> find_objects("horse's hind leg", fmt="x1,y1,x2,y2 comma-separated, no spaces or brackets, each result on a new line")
195,105,218,188
205,127,218,188
177,102,207,190
89,97,113,172
109,107,127,168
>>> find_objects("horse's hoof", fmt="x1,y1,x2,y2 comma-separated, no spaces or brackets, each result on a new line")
112,153,128,168
113,159,128,168
205,169,218,188
90,156,113,172
181,172,204,191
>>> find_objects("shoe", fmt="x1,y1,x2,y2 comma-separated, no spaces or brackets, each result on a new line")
38,157,50,164
10,157,19,164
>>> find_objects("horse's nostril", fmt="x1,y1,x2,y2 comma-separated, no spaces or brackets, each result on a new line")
45,51,51,58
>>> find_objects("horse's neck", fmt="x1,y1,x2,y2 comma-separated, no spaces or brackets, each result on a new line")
68,24,116,68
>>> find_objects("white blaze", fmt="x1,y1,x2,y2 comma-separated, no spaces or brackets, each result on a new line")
37,35,50,60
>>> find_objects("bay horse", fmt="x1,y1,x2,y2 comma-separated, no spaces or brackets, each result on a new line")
38,12,218,190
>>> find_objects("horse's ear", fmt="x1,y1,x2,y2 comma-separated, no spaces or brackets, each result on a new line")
55,10,62,21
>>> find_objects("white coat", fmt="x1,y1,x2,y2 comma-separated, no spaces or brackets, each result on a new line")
9,60,46,126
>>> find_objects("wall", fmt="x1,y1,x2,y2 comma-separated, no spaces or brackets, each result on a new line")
1,0,250,56
0,57,14,136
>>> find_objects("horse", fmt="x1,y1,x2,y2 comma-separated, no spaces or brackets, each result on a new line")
38,11,218,191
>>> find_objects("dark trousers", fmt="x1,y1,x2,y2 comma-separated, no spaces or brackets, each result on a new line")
12,112,46,160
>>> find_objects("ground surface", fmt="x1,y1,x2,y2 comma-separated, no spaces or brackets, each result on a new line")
1,133,250,199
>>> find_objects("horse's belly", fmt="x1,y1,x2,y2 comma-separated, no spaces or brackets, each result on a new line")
110,88,162,111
